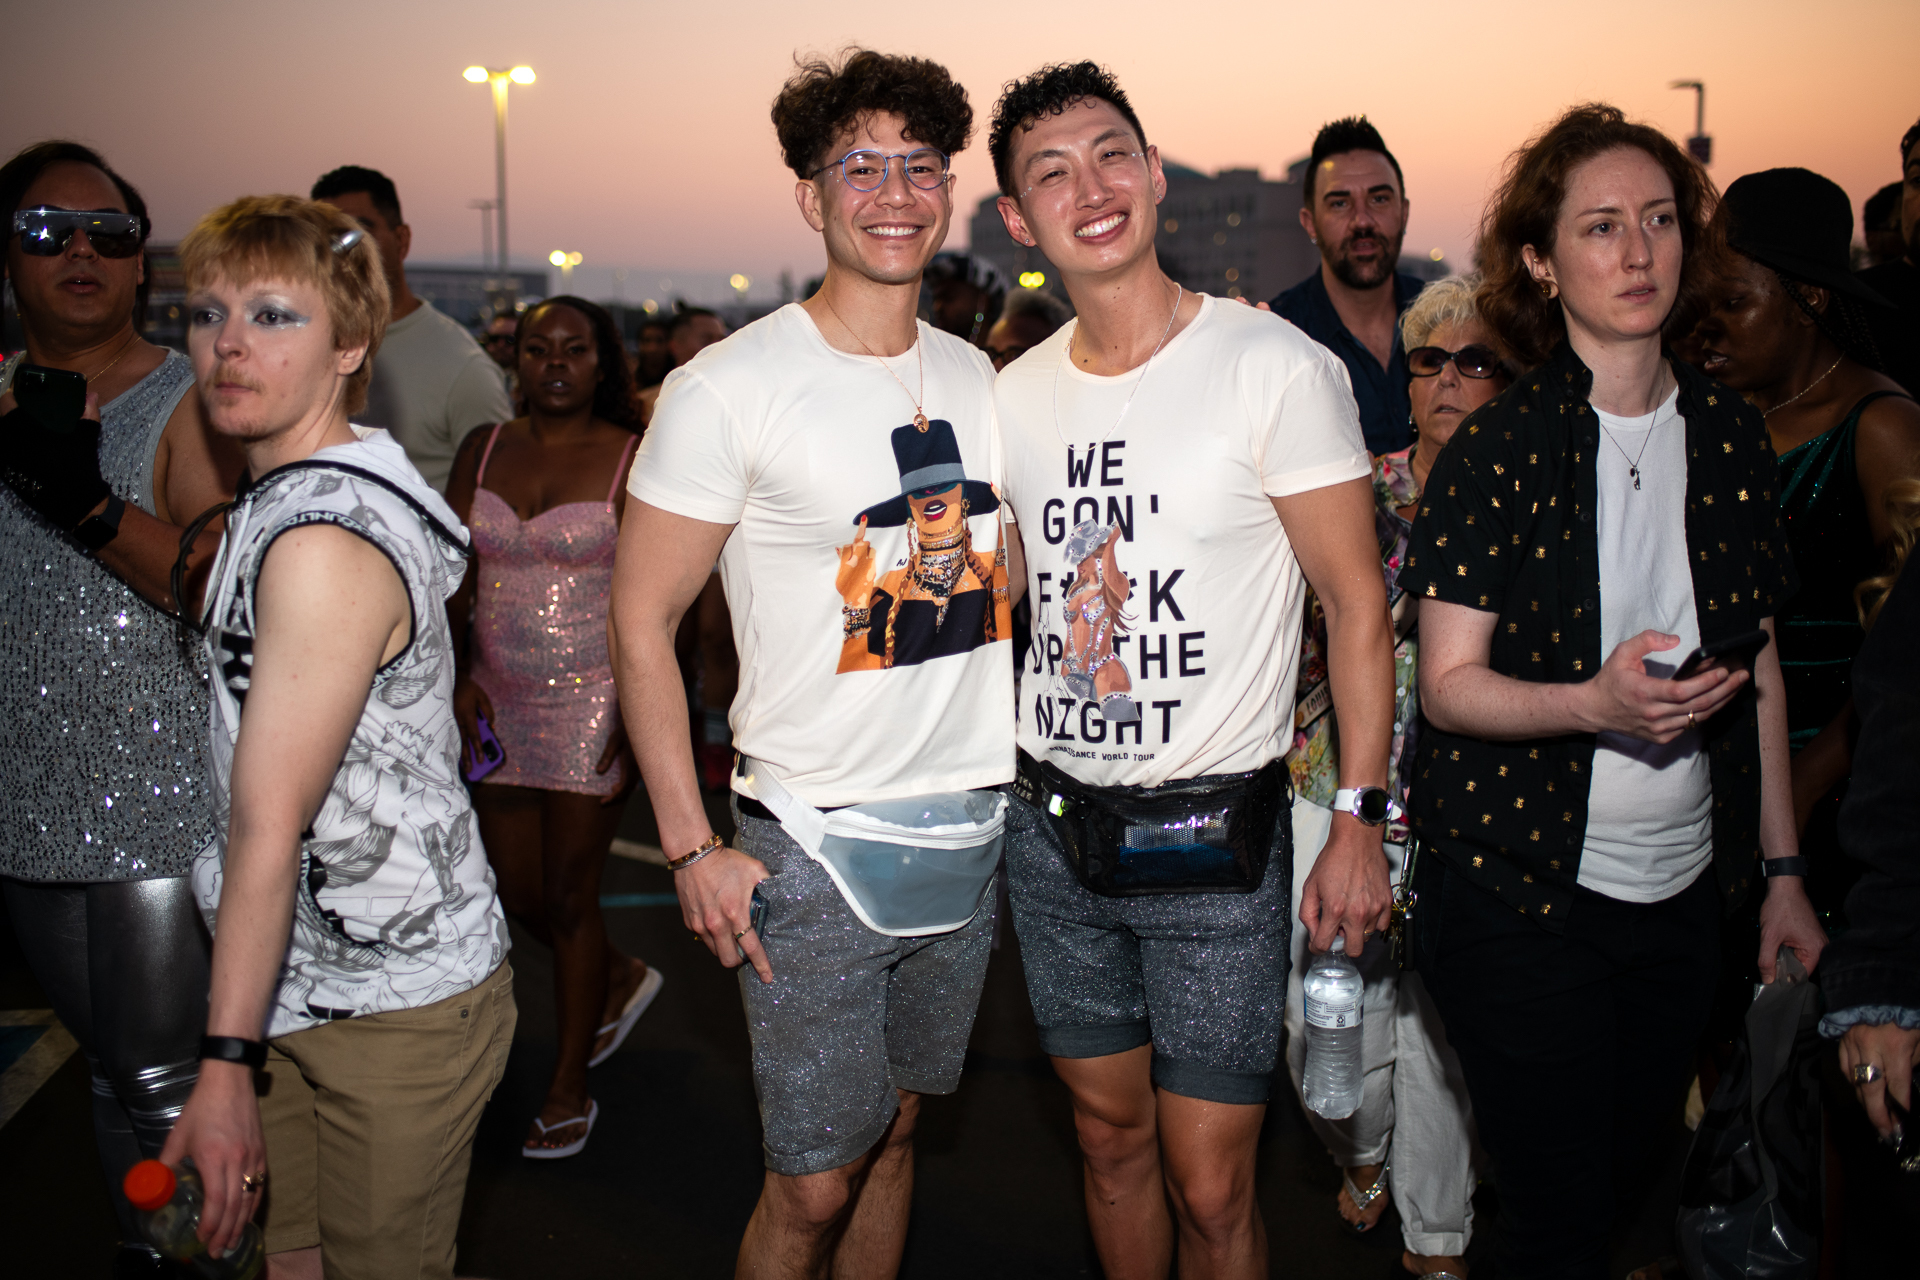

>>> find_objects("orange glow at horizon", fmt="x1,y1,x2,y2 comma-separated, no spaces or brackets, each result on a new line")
4,0,1914,301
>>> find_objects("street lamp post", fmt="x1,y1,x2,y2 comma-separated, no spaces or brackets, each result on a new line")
464,65,535,309
1670,80,1711,166
550,250,582,288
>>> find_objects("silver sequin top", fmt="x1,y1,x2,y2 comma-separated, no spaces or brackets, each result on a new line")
0,350,214,882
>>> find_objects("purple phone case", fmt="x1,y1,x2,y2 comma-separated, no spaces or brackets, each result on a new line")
464,711,505,783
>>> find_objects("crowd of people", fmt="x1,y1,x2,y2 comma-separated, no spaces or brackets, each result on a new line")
0,44,1916,1280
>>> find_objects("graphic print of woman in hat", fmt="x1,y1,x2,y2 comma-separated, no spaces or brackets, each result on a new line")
836,419,1010,671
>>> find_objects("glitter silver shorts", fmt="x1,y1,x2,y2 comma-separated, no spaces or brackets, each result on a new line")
1004,790,1291,1105
733,808,995,1176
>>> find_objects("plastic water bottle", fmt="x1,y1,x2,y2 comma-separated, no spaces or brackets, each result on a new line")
123,1158,265,1279
1302,937,1365,1119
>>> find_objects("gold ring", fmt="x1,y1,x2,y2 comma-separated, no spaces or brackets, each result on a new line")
243,1172,267,1193
733,929,748,941
1686,711,1696,729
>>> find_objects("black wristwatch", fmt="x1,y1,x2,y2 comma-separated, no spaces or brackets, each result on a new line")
199,1034,268,1070
1762,855,1809,879
74,493,126,553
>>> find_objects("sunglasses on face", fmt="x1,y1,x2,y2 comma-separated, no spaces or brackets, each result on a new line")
1407,343,1505,380
11,207,148,259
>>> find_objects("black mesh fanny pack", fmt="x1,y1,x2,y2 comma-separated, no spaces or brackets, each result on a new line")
1011,750,1288,897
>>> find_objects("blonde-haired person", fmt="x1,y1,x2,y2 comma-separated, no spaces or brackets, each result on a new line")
161,195,513,1280
1283,275,1506,1279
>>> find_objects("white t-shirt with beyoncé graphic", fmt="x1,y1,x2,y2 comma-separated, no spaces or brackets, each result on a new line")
629,304,1013,809
996,294,1369,789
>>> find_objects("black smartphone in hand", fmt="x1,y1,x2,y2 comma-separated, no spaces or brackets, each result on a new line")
1672,628,1770,682
11,364,87,433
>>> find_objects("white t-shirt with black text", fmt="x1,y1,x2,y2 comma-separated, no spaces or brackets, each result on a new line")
996,294,1369,788
1579,386,1714,901
628,304,1013,809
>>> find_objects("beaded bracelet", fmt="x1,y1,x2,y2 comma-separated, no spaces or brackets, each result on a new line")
668,833,725,871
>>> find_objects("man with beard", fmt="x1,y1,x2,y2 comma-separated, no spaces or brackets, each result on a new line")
1270,117,1424,455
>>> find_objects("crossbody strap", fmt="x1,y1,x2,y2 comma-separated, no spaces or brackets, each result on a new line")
735,756,829,856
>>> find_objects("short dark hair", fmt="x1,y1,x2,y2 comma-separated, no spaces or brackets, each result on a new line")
517,295,638,430
1865,181,1903,234
1001,286,1071,335
667,306,719,339
1302,116,1404,205
1902,116,1920,168
989,62,1146,198
0,140,153,326
310,165,403,227
1476,103,1724,370
771,49,972,181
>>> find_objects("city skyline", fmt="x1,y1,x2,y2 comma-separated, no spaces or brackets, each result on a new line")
6,0,1914,306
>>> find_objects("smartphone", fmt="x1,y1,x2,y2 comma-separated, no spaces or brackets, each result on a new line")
462,711,505,783
11,363,87,433
1672,628,1770,682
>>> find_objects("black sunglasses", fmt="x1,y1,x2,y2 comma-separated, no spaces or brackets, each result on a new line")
1407,343,1505,380
11,206,147,259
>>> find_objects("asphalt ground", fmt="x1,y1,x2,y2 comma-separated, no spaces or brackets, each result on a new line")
0,786,1707,1277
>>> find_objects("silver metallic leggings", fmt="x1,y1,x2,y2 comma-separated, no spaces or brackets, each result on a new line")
2,875,209,1241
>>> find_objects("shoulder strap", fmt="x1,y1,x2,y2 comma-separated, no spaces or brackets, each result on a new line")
245,459,470,559
474,423,505,487
607,434,639,504
1844,389,1916,423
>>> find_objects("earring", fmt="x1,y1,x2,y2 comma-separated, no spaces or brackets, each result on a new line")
1538,279,1555,300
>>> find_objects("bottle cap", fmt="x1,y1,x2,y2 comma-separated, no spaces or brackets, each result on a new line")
124,1159,177,1211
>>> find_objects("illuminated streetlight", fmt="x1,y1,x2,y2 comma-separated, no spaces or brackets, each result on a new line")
463,64,536,307
1670,80,1711,165
550,250,583,286
729,273,751,295
1018,271,1046,289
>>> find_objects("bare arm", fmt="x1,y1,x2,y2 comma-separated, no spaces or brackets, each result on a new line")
1752,618,1827,979
159,525,409,1255
1855,393,1920,546
1004,513,1028,608
1418,600,1750,743
1272,477,1394,956
55,388,243,618
609,501,773,981
442,428,493,764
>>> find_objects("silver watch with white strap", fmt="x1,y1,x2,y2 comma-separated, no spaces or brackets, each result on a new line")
1333,786,1401,827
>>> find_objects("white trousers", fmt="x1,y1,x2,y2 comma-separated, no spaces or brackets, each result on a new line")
1284,799,1480,1257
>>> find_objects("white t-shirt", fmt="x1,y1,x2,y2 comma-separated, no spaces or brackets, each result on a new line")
996,293,1370,788
628,303,1014,808
1579,387,1714,901
355,300,513,493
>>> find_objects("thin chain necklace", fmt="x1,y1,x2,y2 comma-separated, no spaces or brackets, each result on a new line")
84,329,141,384
1762,354,1844,418
1600,423,1656,490
819,293,930,432
1053,282,1182,449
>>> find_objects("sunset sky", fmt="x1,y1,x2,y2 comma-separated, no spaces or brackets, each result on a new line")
8,0,1915,306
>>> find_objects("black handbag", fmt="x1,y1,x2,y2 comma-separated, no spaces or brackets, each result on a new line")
1011,750,1287,897
1674,949,1823,1279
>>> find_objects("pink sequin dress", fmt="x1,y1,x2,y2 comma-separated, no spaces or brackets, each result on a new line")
468,425,638,796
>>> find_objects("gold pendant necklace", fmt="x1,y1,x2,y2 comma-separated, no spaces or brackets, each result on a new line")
820,293,930,431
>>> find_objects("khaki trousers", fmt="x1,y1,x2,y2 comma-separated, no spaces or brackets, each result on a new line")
257,962,516,1279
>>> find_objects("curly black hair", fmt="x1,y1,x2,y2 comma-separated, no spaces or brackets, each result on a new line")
988,62,1146,197
771,49,972,180
516,295,639,430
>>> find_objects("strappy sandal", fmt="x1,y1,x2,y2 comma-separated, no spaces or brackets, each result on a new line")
1340,1161,1390,1235
523,1098,598,1160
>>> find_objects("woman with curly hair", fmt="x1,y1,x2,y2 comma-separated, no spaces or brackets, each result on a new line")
445,296,657,1159
1399,104,1826,1277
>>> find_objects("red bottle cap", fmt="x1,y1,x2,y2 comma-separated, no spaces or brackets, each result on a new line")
124,1159,178,1211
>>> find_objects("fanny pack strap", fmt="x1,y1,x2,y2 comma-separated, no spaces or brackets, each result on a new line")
736,757,829,856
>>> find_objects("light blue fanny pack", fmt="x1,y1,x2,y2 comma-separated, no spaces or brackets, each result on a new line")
738,757,1006,937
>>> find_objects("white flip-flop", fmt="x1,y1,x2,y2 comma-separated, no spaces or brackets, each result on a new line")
523,1098,598,1160
588,965,663,1068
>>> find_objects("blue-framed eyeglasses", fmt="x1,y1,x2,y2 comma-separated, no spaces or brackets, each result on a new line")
812,148,951,193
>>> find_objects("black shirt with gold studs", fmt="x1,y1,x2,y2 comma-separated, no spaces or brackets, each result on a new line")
1399,342,1797,929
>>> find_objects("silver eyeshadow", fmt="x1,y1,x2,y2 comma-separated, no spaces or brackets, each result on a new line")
186,292,314,331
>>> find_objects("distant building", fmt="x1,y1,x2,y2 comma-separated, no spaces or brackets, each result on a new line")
967,159,1322,304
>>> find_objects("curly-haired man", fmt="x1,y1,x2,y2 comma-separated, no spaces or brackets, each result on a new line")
989,63,1396,1279
612,49,1012,1278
